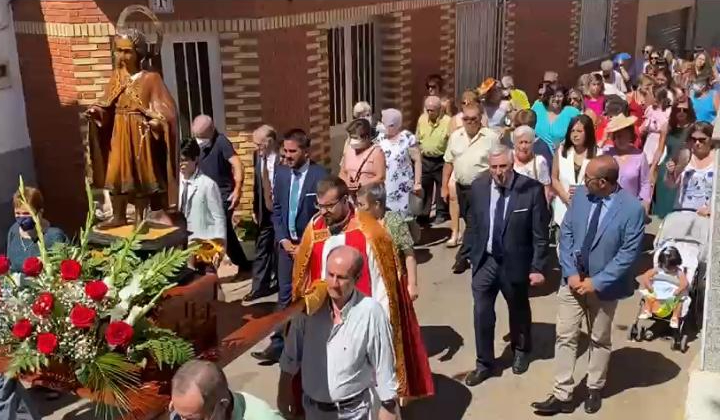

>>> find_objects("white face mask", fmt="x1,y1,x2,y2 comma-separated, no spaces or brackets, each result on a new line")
196,138,211,148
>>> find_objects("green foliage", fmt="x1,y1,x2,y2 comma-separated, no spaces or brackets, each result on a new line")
134,334,195,370
78,179,97,259
6,345,49,377
79,352,141,420
134,246,195,296
90,231,143,290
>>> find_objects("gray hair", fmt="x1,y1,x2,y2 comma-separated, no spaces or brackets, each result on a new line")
327,245,365,283
172,360,230,412
353,101,372,118
424,95,442,109
253,124,278,149
488,144,513,160
356,182,387,210
513,125,535,143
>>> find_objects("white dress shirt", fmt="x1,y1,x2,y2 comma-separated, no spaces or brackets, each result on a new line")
487,177,512,254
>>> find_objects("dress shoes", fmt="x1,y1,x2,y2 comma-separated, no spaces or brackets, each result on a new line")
452,259,470,274
242,290,265,302
250,346,281,363
531,395,574,415
512,351,530,375
464,368,494,387
584,389,602,414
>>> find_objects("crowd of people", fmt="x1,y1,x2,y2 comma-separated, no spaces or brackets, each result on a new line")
4,44,720,420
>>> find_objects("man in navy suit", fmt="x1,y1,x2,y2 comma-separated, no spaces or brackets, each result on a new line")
532,155,645,415
463,145,549,387
251,129,328,363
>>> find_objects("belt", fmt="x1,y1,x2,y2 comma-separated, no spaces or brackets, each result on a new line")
306,391,367,412
422,154,445,159
456,183,473,190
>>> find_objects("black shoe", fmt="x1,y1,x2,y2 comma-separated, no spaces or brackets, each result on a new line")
584,389,602,414
242,290,268,302
531,395,574,415
250,346,281,363
464,368,494,387
512,351,529,375
452,259,470,274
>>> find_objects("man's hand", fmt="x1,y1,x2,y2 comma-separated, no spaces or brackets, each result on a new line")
407,282,419,301
529,272,545,286
228,190,241,210
575,278,596,295
378,406,398,420
567,274,582,290
697,205,711,217
281,239,297,256
412,182,423,195
666,160,676,174
441,185,449,202
277,373,297,419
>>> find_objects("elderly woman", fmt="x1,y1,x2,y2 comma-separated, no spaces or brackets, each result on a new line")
339,118,386,196
6,187,67,273
512,125,552,203
604,115,652,214
665,121,715,217
352,101,385,135
376,108,422,220
532,84,581,151
356,182,419,300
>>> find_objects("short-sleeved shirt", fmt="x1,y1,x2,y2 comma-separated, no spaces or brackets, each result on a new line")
170,391,283,420
514,155,551,185
444,127,500,186
416,113,452,157
199,132,236,202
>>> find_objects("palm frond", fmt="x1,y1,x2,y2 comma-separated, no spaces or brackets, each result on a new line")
17,176,49,274
79,352,141,420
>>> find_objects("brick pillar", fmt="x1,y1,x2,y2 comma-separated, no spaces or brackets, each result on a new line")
219,32,261,218
567,0,583,68
379,12,413,129
439,3,456,99
306,27,331,166
502,0,517,77
608,0,620,54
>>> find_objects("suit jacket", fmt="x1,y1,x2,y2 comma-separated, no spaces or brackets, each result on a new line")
559,186,645,301
272,162,328,243
178,171,226,242
465,171,549,282
253,151,275,226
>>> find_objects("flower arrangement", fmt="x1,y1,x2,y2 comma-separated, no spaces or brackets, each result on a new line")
0,178,196,419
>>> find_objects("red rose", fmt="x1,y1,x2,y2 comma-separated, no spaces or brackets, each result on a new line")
105,321,134,347
69,305,96,329
84,280,108,301
22,257,43,277
36,332,58,355
59,260,81,281
0,255,9,275
11,319,32,340
31,292,54,317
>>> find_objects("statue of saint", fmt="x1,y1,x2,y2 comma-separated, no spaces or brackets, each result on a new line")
86,6,177,230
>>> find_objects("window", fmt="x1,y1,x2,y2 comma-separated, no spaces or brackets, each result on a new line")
578,0,611,64
149,0,174,14
328,22,377,126
161,34,225,140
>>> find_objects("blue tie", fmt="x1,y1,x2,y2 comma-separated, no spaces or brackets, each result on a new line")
580,200,602,275
492,186,506,258
288,170,302,239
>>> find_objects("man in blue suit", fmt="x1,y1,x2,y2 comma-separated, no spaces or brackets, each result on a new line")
532,155,645,415
251,129,328,363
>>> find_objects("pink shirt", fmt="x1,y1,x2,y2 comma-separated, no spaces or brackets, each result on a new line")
342,145,384,185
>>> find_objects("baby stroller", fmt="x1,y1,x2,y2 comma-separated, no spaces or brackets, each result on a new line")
628,209,709,352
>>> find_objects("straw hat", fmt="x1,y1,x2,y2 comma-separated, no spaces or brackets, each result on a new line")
605,115,637,134
477,78,498,96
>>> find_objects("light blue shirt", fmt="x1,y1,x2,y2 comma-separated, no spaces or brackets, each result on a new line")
288,161,310,240
532,101,581,150
587,187,619,229
486,178,512,254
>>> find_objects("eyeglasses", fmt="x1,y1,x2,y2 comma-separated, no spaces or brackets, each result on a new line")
315,197,346,211
462,116,479,122
584,175,606,184
690,135,709,143
650,56,660,61
426,84,439,90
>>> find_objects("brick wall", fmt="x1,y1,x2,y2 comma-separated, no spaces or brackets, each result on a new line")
305,27,331,165
439,3,456,99
409,6,443,126
379,12,413,129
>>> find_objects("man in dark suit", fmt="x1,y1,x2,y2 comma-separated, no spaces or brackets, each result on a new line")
532,155,644,415
251,129,328,362
243,125,280,302
464,144,549,387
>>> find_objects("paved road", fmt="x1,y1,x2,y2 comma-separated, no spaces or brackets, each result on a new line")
41,219,696,419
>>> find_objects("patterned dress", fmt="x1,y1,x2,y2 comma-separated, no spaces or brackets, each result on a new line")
383,211,414,257
377,130,417,219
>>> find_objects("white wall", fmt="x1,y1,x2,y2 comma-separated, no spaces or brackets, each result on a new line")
0,0,34,248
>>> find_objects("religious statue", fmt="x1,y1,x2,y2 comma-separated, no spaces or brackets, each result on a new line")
86,6,178,231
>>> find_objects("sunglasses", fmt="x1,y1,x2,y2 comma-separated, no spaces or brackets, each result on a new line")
690,135,709,143
462,116,479,122
426,84,439,90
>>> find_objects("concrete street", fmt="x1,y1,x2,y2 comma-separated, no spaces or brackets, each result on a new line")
39,219,696,419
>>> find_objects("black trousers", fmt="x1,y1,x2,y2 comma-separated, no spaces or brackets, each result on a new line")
455,182,473,264
270,240,297,352
471,254,532,371
420,155,449,219
224,202,250,270
250,217,276,293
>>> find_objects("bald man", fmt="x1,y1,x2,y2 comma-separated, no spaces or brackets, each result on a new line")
532,155,644,415
191,115,250,271
416,95,452,224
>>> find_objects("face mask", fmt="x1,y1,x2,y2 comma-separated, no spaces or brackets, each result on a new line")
17,216,35,232
196,138,211,148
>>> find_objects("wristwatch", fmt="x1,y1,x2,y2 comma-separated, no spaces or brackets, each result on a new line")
381,399,397,412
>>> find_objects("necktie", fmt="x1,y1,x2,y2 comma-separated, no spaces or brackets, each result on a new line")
581,200,602,275
288,170,302,239
261,157,273,211
180,181,190,217
491,186,506,258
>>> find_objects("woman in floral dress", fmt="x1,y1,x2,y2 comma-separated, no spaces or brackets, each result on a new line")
376,108,422,220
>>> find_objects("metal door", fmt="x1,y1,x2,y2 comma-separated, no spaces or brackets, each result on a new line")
646,7,691,55
455,0,505,96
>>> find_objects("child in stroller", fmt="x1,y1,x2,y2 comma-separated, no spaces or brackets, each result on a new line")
636,246,689,329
